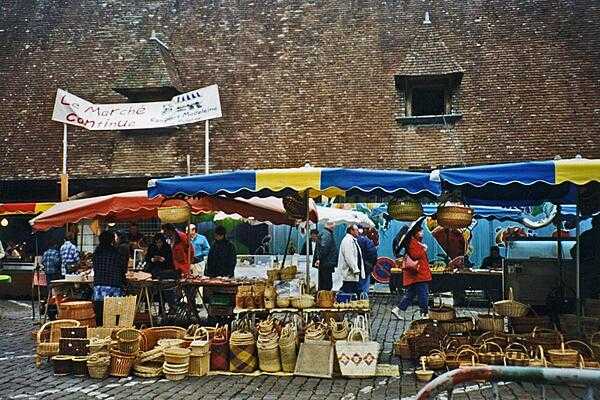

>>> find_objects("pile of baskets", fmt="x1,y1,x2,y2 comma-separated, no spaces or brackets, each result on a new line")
188,328,211,377
163,347,191,381
257,319,281,372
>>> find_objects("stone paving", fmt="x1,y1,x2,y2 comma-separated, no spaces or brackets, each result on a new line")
0,296,596,399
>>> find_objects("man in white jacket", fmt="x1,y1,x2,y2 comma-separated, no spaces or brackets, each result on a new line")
337,224,364,296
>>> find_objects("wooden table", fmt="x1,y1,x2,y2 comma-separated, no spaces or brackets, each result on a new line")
43,279,93,323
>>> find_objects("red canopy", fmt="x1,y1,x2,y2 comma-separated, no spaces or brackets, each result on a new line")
30,191,317,231
0,202,55,215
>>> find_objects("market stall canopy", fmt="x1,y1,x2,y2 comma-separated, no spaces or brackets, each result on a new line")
421,204,578,221
434,158,600,208
147,167,441,199
0,202,54,215
30,191,317,231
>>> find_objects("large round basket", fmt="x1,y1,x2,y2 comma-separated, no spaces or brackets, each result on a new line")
164,347,191,365
58,301,96,323
116,328,141,354
140,326,187,351
158,206,191,224
477,313,505,332
109,350,137,377
437,203,474,229
388,199,423,221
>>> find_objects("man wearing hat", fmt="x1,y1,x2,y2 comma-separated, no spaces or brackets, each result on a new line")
391,217,432,320
337,224,364,296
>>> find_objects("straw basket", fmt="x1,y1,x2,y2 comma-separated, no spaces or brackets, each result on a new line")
276,297,291,308
529,345,548,367
388,198,423,221
109,350,137,377
279,324,298,373
429,297,455,322
504,343,530,366
437,203,473,229
140,326,187,351
210,326,229,371
335,328,380,378
188,354,210,377
529,327,562,352
330,319,350,341
547,339,579,368
116,328,141,354
164,347,191,365
163,362,188,381
133,361,163,378
478,342,504,365
493,288,528,317
317,291,336,308
229,323,257,373
158,205,190,224
87,354,110,379
477,313,505,333
424,349,446,370
441,317,475,334
189,329,210,356
257,339,281,372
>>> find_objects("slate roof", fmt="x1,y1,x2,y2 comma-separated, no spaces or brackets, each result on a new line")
0,0,598,185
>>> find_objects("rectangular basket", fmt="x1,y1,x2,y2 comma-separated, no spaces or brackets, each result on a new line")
59,338,90,356
335,340,380,378
61,327,88,339
295,340,334,379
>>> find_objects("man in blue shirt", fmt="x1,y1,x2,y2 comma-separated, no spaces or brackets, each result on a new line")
188,224,210,264
42,239,62,282
60,233,80,275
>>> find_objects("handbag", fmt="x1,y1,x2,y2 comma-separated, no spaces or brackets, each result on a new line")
402,254,419,273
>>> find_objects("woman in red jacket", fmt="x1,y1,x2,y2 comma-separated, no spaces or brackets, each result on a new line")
392,223,432,320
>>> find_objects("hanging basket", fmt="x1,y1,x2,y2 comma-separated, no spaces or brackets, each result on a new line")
158,205,191,224
387,198,423,221
437,202,473,229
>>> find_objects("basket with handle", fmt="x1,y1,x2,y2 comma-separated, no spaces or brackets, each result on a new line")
335,327,380,378
257,336,281,373
279,323,298,372
440,316,475,334
566,340,599,368
87,352,110,379
436,201,474,229
109,349,138,377
116,328,141,354
493,288,528,317
330,318,350,341
504,342,530,366
210,325,229,371
424,349,446,370
229,320,257,373
429,296,455,321
457,348,485,368
141,326,188,351
528,345,548,367
547,337,579,368
476,304,505,332
478,341,504,365
189,328,210,356
529,327,562,352
290,282,315,309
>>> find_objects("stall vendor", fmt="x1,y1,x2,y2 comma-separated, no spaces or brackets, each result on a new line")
60,233,80,275
482,246,504,270
92,230,127,326
145,233,176,279
205,225,237,278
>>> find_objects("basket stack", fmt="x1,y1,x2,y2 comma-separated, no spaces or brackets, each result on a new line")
109,350,137,377
279,323,298,372
330,319,350,342
163,347,191,381
188,329,210,377
257,320,281,373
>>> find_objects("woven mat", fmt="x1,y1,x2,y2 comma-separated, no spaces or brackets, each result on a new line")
205,364,399,378
375,364,400,377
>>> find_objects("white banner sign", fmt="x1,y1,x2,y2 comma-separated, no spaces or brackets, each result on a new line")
52,84,222,130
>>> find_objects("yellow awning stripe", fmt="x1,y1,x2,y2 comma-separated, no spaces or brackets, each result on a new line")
555,159,600,184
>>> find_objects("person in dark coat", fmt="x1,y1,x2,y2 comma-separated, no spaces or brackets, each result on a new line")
357,226,378,296
314,222,338,290
145,233,176,279
205,225,237,278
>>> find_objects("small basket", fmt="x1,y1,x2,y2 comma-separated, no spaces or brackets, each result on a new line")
276,297,291,308
164,347,191,365
116,328,141,354
109,350,138,377
493,288,528,317
429,297,455,322
478,342,504,365
424,349,446,370
566,340,598,368
188,354,210,377
477,313,505,333
87,353,110,379
440,317,474,334
547,340,579,368
504,343,530,366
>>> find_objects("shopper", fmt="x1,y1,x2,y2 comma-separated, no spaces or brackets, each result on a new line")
162,223,194,277
41,239,62,282
314,222,338,291
60,232,80,275
92,230,127,326
392,217,432,320
338,224,364,296
205,225,237,278
115,230,131,269
145,233,175,279
188,224,210,264
357,226,378,297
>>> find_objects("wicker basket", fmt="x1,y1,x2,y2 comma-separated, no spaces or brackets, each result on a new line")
87,353,110,379
330,319,350,341
257,339,281,372
529,345,548,367
394,335,412,359
133,361,163,378
109,350,138,377
116,328,141,354
388,198,423,221
529,327,562,352
279,324,298,373
429,297,455,322
547,340,579,368
164,347,191,365
493,288,528,317
291,294,315,309
276,297,291,308
565,340,596,363
188,354,210,377
158,205,190,224
457,348,483,368
477,313,505,333
424,349,446,370
140,326,187,351
440,317,475,334
504,343,530,366
478,342,504,365
437,203,473,229
317,291,336,308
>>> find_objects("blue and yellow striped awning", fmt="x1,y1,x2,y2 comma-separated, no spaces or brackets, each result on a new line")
148,167,441,199
438,158,600,206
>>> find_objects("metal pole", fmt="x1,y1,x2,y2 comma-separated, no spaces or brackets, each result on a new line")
205,120,209,175
63,124,67,174
305,193,310,288
576,190,581,333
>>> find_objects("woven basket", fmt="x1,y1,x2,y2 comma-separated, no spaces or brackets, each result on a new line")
424,349,446,370
158,205,190,224
388,198,423,221
330,319,350,341
210,326,229,371
109,350,137,377
140,326,187,352
257,340,281,372
229,322,257,373
437,203,473,229
477,313,505,333
317,291,336,308
547,340,579,368
133,361,163,377
529,327,562,352
276,297,291,308
429,297,455,322
164,347,191,365
504,343,530,366
493,288,528,317
565,340,596,363
394,335,412,359
441,317,474,334
291,294,315,309
529,345,548,367
335,328,380,378
304,322,327,342
478,342,504,365
87,353,110,379
188,354,210,377
116,328,141,354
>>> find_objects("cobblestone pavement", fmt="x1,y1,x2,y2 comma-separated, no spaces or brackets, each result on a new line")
0,296,596,399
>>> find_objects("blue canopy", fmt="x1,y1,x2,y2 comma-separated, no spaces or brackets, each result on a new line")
148,167,441,199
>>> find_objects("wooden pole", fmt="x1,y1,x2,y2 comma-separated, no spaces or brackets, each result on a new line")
60,124,69,201
205,120,210,175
